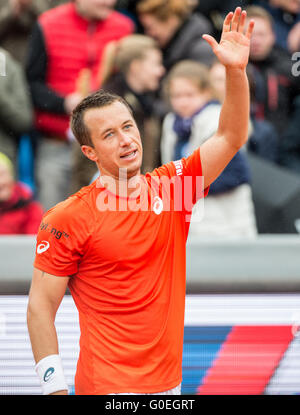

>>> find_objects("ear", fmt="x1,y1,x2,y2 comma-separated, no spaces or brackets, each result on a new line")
81,145,98,162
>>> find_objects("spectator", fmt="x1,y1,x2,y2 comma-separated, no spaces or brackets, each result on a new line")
246,62,280,163
161,60,257,237
254,0,300,53
279,95,300,173
136,0,215,72
0,152,43,234
0,46,33,167
116,0,144,31
26,0,134,211
0,0,67,65
210,59,280,163
194,0,254,38
246,5,300,137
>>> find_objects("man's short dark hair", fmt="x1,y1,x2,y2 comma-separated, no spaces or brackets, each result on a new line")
70,90,133,147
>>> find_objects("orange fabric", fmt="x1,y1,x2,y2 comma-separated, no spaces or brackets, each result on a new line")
34,149,209,394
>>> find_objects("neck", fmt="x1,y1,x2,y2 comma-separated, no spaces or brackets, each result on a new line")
97,168,143,197
75,3,96,21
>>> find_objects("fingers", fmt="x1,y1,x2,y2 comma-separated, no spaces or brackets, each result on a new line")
231,7,241,31
238,10,247,33
245,19,255,39
202,34,219,52
223,11,233,33
223,7,255,39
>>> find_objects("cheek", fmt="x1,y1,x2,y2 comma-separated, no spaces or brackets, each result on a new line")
170,97,182,113
0,183,12,199
190,97,202,110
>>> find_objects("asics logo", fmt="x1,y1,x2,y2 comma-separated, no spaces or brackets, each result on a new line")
43,367,55,382
153,196,163,215
37,241,50,254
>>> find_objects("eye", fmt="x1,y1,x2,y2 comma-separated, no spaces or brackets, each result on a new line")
104,131,113,139
124,124,132,130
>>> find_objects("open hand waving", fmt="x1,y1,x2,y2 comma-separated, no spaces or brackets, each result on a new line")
203,7,255,70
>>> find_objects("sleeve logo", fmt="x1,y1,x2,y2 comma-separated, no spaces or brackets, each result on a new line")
173,159,183,176
37,241,50,254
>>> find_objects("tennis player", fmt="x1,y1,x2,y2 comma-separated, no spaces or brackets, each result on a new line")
27,8,254,395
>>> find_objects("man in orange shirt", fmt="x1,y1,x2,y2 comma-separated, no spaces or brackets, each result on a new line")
27,8,254,395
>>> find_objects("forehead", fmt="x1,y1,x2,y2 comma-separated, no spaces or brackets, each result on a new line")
169,77,201,93
84,101,134,133
141,14,165,26
0,163,12,177
142,48,162,61
249,16,273,32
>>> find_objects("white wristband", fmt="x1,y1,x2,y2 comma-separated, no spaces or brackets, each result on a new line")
35,354,68,395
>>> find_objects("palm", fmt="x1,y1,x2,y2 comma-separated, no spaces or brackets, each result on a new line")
203,8,254,70
216,31,250,68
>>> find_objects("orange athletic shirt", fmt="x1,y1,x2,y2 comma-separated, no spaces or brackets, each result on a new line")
34,149,209,395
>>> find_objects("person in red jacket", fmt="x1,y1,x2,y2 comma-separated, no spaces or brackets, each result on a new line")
26,0,134,211
0,152,44,235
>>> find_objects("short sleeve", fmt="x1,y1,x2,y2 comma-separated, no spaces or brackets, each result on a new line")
148,148,209,221
152,148,209,198
177,148,210,210
33,198,94,276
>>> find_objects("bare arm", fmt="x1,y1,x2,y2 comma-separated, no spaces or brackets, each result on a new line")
27,267,70,395
200,8,255,189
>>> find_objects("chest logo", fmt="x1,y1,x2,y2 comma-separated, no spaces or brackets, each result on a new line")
153,196,163,215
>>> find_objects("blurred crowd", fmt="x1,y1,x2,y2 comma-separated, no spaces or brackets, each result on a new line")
0,0,299,235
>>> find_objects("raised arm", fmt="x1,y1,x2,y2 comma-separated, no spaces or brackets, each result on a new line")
200,7,254,189
27,267,70,395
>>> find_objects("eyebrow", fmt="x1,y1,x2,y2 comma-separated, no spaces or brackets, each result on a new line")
100,120,133,137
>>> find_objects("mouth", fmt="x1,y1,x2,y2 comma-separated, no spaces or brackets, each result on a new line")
120,149,138,160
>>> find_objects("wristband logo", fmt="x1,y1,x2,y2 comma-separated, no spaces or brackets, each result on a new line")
37,241,50,254
43,367,55,382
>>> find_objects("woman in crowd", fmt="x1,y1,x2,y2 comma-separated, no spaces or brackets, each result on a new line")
137,0,214,71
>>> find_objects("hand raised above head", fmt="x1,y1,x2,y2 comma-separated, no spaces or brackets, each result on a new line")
202,7,255,70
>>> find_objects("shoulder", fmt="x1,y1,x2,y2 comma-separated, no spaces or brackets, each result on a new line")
38,3,71,24
194,103,222,122
102,73,127,94
0,47,22,80
0,46,15,65
105,10,135,30
188,13,212,33
42,182,97,230
180,13,212,38
162,112,176,127
148,160,177,180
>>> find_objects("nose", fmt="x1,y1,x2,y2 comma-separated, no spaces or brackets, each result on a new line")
118,129,132,146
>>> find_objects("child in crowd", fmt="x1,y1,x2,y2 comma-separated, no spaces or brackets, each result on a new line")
0,152,43,234
161,60,257,237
